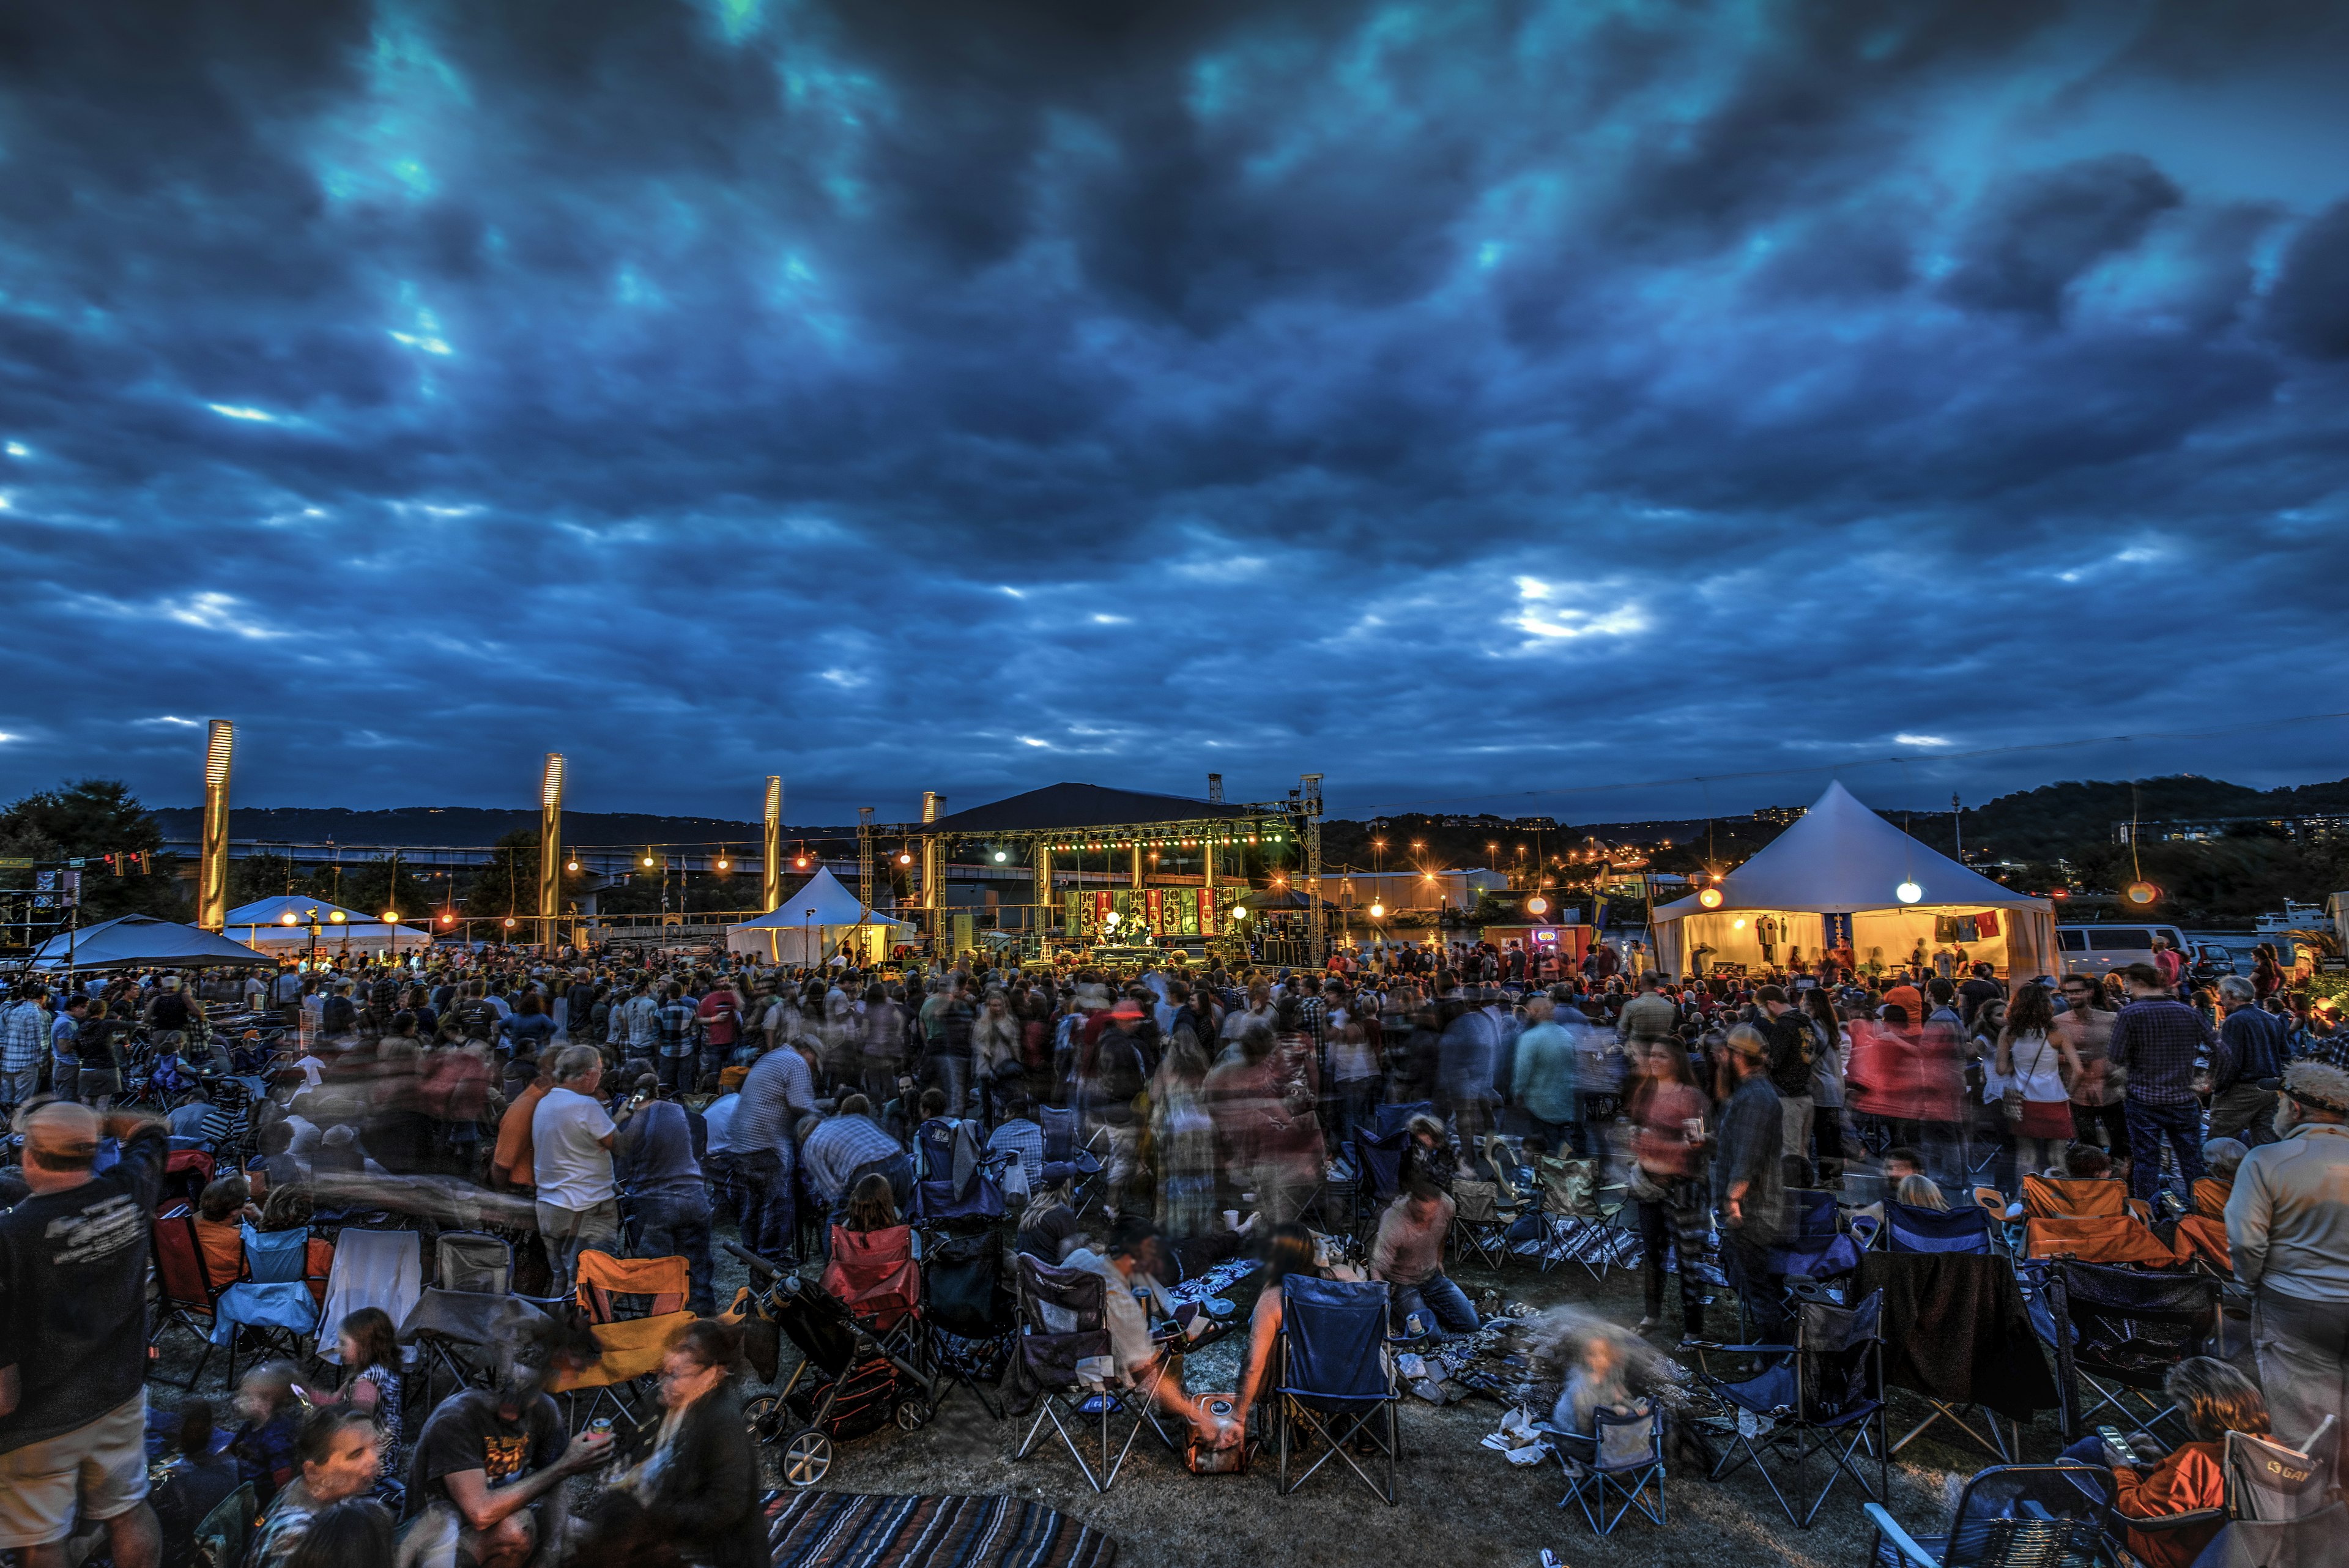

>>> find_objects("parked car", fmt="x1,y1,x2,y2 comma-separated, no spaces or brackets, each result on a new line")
2055,923,2192,979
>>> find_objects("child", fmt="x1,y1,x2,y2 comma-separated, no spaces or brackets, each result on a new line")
193,1176,260,1288
230,1361,305,1506
1553,1330,1639,1440
297,1308,404,1480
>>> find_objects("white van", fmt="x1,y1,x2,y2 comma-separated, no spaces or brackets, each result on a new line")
2055,923,2191,978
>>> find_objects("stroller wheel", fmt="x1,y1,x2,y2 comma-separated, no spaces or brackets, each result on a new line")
893,1397,933,1432
781,1427,833,1487
743,1394,784,1445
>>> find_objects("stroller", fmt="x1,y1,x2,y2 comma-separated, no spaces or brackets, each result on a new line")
727,1230,938,1487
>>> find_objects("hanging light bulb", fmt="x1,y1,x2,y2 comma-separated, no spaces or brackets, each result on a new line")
1698,888,1723,910
1896,880,1923,904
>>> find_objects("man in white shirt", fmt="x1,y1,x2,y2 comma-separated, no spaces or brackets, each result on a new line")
1062,1219,1228,1450
529,1046,627,1296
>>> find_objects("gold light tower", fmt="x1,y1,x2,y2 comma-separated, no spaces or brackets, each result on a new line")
538,753,564,946
762,776,783,912
198,721,234,931
921,790,945,948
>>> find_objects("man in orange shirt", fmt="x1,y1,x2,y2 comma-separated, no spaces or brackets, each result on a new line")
491,1061,554,1194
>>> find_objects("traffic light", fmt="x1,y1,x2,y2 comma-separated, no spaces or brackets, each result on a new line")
104,853,121,876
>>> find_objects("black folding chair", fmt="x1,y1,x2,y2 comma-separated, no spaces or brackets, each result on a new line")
1010,1255,1171,1493
1863,1462,2113,1567
1272,1276,1400,1504
922,1226,1015,1419
2041,1260,2217,1443
1692,1288,1889,1527
2186,1499,2348,1568
1552,1405,1668,1536
434,1230,513,1295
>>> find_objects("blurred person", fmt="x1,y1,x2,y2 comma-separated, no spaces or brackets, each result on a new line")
1224,1224,1336,1441
282,1498,394,1568
0,1099,169,1568
1373,1177,1478,1339
2,987,46,1111
971,988,1020,1126
2055,972,2126,1161
1799,988,1849,1183
1758,986,1815,1179
590,1318,764,1568
1510,994,1580,1156
2210,976,2289,1146
74,998,125,1109
244,1408,382,1568
1149,1037,1218,1239
799,1094,902,1222
985,1093,1045,1197
150,1400,239,1568
1712,1025,1789,1342
694,978,741,1085
731,1031,816,1266
230,1362,305,1505
1995,984,2080,1187
1627,1038,1709,1340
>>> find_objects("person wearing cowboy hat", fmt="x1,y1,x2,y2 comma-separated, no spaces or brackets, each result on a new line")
2225,1059,2349,1465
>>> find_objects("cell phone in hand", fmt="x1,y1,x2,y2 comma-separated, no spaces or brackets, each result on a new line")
2096,1424,2136,1465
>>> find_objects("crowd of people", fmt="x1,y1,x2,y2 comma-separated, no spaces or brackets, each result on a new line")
1,924,2345,1566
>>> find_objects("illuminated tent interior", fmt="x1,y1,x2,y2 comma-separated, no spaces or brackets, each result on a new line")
1650,781,2059,980
225,895,436,954
726,866,913,964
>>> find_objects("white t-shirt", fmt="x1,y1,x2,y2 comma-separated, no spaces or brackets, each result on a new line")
702,1092,741,1156
530,1086,617,1210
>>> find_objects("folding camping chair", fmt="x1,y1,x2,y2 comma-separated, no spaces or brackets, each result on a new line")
207,1224,319,1378
1884,1202,1994,1256
921,1225,1015,1418
2188,1501,2349,1568
2038,1259,2218,1442
1271,1276,1401,1504
2022,1174,2151,1225
150,1203,236,1389
2171,1213,2234,1276
555,1249,694,1431
434,1230,513,1295
1548,1404,1669,1536
1863,1462,2113,1567
910,1117,1008,1224
2121,1416,2339,1558
192,1482,254,1568
1039,1105,1107,1214
1351,1107,1419,1243
1011,1254,1172,1493
1533,1154,1633,1279
1691,1288,1889,1527
1447,1176,1522,1271
400,1289,549,1408
314,1228,423,1364
2025,1214,2177,1268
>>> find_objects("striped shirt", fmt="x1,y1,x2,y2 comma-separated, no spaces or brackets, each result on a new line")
801,1113,902,1203
732,1046,816,1159
4,1000,46,1074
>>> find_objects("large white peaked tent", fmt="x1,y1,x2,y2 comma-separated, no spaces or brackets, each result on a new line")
1651,781,2058,979
225,896,436,957
725,867,913,964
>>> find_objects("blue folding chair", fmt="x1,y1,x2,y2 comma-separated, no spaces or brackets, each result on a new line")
1553,1405,1668,1536
1864,1462,2112,1566
910,1118,1006,1223
1274,1276,1401,1504
1885,1203,1993,1255
1693,1289,1888,1528
242,1223,308,1282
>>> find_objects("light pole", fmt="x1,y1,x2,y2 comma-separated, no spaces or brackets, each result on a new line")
803,908,815,971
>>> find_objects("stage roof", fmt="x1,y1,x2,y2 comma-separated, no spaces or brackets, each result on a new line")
922,782,1264,836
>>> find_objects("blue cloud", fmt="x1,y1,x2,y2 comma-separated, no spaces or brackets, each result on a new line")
1,0,2346,826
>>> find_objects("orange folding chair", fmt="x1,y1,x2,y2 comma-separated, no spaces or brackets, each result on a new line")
552,1250,693,1429
2024,1214,2178,1268
2022,1175,2153,1224
151,1203,236,1389
2170,1214,2232,1275
2190,1178,2230,1220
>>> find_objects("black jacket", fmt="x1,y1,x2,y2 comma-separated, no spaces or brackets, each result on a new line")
612,1383,766,1568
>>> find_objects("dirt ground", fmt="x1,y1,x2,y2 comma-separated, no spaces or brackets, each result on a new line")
149,1242,2043,1568
724,1249,2031,1568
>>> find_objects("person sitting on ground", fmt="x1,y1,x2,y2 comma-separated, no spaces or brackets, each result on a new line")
257,1180,314,1233
281,1497,395,1568
152,1400,242,1568
1372,1176,1480,1339
1224,1224,1335,1443
1061,1217,1234,1451
2059,1356,2271,1568
403,1315,612,1568
251,1120,308,1193
2066,1142,2115,1181
245,1407,384,1568
800,1094,903,1222
192,1175,259,1287
229,1361,306,1506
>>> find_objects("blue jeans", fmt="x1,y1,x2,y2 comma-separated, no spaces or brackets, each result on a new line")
2125,1098,2204,1203
1392,1271,1480,1339
738,1149,796,1266
657,1050,697,1092
630,1190,714,1315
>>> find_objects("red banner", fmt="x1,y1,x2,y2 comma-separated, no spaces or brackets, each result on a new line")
1147,888,1165,935
1198,886,1216,933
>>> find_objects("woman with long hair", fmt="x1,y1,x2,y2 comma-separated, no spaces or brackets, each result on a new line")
1223,1224,1329,1444
1150,1032,1219,1240
1997,983,2081,1185
1798,988,1849,1183
1625,1039,1709,1340
842,1172,898,1233
598,1318,765,1568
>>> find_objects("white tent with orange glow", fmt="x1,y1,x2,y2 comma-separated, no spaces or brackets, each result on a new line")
225,896,436,956
1649,781,2058,981
725,868,913,964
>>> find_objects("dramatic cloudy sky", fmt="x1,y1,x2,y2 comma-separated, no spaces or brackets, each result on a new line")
4,0,2347,827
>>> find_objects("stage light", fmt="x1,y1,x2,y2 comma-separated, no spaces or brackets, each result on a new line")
503,916,516,927
898,852,913,865
1698,888,1723,910
993,850,1007,863
1732,918,1746,930
643,854,656,867
1896,880,1923,904
566,858,579,872
1370,903,1386,918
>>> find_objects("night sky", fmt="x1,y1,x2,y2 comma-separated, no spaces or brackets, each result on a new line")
4,1,2347,827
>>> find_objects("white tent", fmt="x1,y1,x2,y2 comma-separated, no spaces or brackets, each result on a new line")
725,868,914,964
1651,781,2058,981
225,895,437,958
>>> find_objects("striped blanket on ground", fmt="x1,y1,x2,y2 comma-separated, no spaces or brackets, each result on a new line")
766,1491,1119,1568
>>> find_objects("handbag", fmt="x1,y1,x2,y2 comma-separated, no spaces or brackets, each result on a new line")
2002,1034,2049,1124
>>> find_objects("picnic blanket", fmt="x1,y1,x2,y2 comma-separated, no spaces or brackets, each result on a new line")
1853,1252,2060,1422
766,1492,1118,1568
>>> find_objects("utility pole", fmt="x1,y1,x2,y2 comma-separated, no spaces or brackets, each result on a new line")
1951,791,1963,861
857,806,875,915
1301,773,1325,964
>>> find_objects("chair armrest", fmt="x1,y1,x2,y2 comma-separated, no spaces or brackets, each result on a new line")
1863,1504,1941,1567
2121,1507,2227,1533
1683,1341,1795,1356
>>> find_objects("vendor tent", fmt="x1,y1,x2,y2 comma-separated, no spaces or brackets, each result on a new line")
31,914,278,970
725,868,913,964
1651,781,2058,981
226,896,436,956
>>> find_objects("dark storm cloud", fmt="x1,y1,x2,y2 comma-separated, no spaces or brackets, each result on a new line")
2,0,2347,827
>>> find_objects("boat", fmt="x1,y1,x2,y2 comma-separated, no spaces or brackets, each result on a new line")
2254,901,2330,938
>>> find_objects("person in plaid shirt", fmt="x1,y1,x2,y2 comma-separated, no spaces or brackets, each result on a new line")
2,989,46,1110
2110,962,2214,1203
653,983,698,1092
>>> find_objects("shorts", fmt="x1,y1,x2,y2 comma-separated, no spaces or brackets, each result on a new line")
0,1391,151,1548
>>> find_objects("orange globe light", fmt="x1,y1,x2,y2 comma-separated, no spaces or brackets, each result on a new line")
2124,881,2158,905
382,911,399,924
503,916,516,927
1526,895,1550,916
1698,887,1723,910
716,858,729,871
794,855,809,869
440,913,454,926
278,912,297,926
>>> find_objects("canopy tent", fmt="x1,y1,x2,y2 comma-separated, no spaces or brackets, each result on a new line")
1234,885,1312,910
1650,781,2058,981
30,914,278,970
921,781,1258,836
225,896,436,956
725,867,913,964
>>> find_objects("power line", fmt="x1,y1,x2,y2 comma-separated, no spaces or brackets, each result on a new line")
1355,708,2349,816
